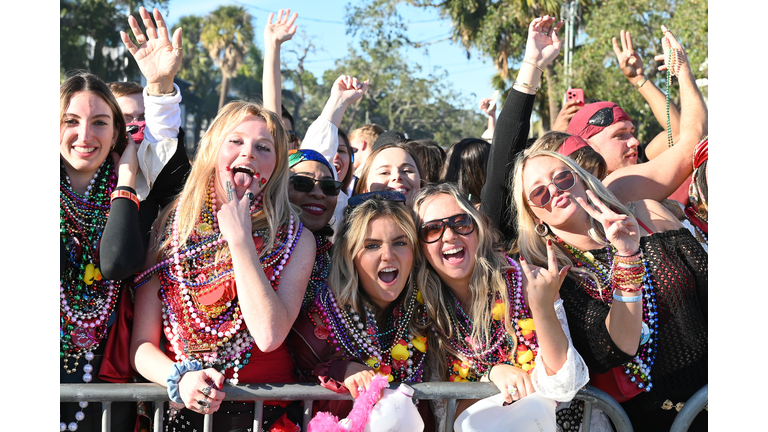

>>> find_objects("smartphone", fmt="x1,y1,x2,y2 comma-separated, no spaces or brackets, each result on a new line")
487,90,500,111
566,88,585,106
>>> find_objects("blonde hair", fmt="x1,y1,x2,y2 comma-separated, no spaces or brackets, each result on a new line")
412,183,518,360
509,150,633,291
329,196,437,338
154,101,297,260
528,131,608,180
349,124,384,146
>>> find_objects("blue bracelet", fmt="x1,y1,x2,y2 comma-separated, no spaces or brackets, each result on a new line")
166,359,203,403
612,292,642,303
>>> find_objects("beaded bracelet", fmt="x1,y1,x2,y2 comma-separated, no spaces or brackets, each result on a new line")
166,359,203,404
612,292,642,303
513,80,538,92
111,190,140,210
614,250,642,262
522,60,544,74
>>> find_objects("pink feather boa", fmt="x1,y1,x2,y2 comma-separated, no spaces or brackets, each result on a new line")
308,374,389,432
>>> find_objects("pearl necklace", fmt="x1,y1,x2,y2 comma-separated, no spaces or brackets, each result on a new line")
315,280,428,383
441,257,530,380
60,157,118,431
136,185,300,385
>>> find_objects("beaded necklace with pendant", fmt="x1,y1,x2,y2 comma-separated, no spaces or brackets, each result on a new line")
314,280,429,383
60,157,119,431
555,237,658,394
443,257,537,380
135,180,301,385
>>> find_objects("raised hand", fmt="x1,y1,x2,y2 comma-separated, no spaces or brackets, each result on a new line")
523,15,565,69
216,168,261,246
330,75,369,107
120,7,181,93
264,9,298,46
479,98,496,117
519,241,570,310
551,99,582,132
574,190,640,256
654,25,689,77
178,368,226,415
612,30,645,81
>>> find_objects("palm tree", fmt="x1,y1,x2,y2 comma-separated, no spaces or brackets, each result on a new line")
200,6,255,110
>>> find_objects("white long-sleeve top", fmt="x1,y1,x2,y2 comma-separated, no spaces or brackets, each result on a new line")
529,298,590,402
135,83,182,200
300,116,348,238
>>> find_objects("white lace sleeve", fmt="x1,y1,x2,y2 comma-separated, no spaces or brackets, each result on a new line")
529,298,589,402
135,84,182,200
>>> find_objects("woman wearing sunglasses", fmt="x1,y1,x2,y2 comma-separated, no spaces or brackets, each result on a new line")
130,98,316,431
413,183,589,424
510,149,707,431
289,191,438,431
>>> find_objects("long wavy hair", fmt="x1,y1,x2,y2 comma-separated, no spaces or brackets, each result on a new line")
412,182,518,360
60,71,127,155
154,101,297,259
329,196,437,339
510,150,634,292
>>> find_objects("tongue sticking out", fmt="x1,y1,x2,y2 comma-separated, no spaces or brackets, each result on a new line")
233,170,253,188
379,269,398,284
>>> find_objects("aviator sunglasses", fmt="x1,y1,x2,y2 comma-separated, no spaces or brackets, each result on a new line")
527,170,577,208
290,175,342,196
419,213,476,244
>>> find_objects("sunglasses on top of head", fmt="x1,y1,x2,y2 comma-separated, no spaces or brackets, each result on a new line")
290,175,342,196
419,213,476,244
527,170,577,208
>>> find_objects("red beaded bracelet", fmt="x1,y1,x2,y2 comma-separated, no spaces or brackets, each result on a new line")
111,190,140,209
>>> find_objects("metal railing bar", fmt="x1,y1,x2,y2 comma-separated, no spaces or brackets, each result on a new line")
575,387,634,432
153,401,163,432
255,400,264,432
302,399,314,431
582,399,593,432
203,413,212,432
445,398,458,432
669,384,707,432
102,401,111,432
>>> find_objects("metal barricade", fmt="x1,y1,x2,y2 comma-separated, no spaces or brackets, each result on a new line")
61,383,633,432
669,384,708,432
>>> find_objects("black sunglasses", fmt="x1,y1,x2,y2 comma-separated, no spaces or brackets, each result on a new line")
290,175,342,196
419,213,476,244
347,190,406,208
527,170,577,208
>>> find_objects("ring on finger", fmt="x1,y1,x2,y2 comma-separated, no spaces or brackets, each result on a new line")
507,384,518,396
357,386,364,393
197,399,211,409
200,386,212,398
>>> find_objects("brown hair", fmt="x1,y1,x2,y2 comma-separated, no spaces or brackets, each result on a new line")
107,81,144,98
440,138,491,206
61,71,127,154
406,139,446,185
353,143,423,196
337,127,355,190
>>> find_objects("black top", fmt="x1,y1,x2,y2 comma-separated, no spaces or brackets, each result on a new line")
561,228,707,420
480,89,536,245
98,129,191,280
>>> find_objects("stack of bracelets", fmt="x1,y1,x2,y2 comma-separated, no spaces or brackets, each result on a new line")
612,250,645,296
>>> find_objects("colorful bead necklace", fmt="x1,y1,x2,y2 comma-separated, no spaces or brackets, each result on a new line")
301,235,332,311
313,280,429,383
555,237,658,393
60,157,119,431
135,179,301,385
442,258,538,381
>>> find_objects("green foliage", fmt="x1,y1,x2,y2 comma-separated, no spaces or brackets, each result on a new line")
284,39,485,146
560,0,708,144
60,0,168,82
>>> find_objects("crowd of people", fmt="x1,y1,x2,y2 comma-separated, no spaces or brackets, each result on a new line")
60,6,708,432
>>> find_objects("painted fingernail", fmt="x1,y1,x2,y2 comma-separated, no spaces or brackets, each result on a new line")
520,255,525,261
547,239,552,246
225,166,231,171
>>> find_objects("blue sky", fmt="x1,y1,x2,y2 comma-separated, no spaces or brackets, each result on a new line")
162,0,498,111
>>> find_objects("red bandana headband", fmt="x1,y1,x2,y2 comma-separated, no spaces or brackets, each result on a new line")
567,102,632,140
558,135,590,156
